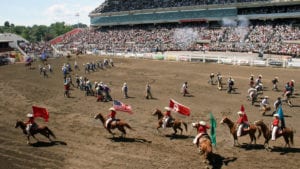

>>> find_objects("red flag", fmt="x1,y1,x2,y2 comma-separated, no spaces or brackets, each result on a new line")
113,100,133,114
240,105,245,113
240,105,248,122
169,99,190,116
32,106,49,122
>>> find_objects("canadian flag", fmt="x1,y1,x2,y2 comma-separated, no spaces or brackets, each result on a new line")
169,99,191,116
32,106,49,122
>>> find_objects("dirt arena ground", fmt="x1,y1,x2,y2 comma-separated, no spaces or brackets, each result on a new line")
0,54,299,169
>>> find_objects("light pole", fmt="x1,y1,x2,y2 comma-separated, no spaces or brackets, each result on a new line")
75,13,80,28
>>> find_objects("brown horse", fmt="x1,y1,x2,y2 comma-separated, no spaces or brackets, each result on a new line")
152,109,188,135
15,120,56,144
192,123,212,161
94,113,134,137
220,117,261,146
254,119,294,150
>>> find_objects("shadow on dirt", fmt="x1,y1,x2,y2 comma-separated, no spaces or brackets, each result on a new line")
271,146,300,155
109,137,152,143
207,153,237,169
31,140,67,147
239,143,266,150
165,134,192,140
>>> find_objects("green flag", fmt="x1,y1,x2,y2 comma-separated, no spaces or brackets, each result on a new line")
210,112,217,146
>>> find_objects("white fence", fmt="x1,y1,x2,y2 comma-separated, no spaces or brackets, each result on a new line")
88,50,300,68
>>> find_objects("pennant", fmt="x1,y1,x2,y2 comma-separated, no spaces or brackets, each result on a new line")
169,99,190,116
277,106,285,128
240,105,245,113
113,100,132,114
240,105,248,122
32,106,49,122
210,112,217,146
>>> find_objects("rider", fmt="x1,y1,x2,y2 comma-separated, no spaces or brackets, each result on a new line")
145,82,153,99
162,107,173,128
182,82,189,96
122,82,128,99
106,107,117,128
273,97,282,113
249,74,255,88
272,77,279,91
209,73,214,85
261,96,270,115
271,114,281,141
227,77,234,93
217,73,222,90
236,111,249,137
25,113,36,136
255,75,262,86
193,121,210,145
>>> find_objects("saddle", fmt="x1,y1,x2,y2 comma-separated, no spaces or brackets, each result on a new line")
197,134,211,146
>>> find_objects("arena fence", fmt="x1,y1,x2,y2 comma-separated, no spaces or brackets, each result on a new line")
90,50,300,68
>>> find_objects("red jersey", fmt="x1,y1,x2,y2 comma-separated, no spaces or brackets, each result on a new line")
164,111,171,117
25,117,35,125
108,111,116,118
197,125,210,134
273,118,280,126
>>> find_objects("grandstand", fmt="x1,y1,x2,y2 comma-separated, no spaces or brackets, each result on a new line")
51,0,300,58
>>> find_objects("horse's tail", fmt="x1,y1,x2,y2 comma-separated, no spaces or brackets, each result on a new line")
182,121,188,132
124,123,135,131
46,127,56,139
256,126,262,139
290,128,294,145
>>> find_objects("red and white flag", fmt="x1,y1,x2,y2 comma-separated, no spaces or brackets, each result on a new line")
169,99,190,116
113,100,133,114
32,106,49,122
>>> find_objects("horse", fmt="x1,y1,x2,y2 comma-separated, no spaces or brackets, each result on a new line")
15,120,56,144
254,119,294,150
220,116,261,146
25,61,32,69
152,109,188,135
94,113,134,137
192,123,212,161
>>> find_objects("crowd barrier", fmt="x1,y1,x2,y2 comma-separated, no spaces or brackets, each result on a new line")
86,50,300,68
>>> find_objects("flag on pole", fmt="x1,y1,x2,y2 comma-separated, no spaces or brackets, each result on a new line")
210,112,217,146
169,99,190,116
277,105,285,128
240,105,248,122
32,106,49,122
113,100,133,114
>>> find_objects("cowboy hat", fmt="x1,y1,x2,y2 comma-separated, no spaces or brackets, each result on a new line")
109,107,115,111
264,96,269,99
237,111,243,115
273,114,279,117
164,107,171,111
27,113,34,118
199,121,206,126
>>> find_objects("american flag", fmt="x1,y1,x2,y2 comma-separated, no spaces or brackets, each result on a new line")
113,100,133,114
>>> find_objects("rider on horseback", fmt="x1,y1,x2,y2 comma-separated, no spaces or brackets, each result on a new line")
162,107,173,128
236,111,249,137
271,114,281,141
193,121,210,146
25,113,37,136
106,107,118,128
261,96,270,115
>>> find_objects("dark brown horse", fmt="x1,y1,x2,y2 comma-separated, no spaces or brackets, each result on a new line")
220,117,261,146
152,109,188,135
192,123,212,161
15,120,56,144
254,119,294,150
94,113,134,137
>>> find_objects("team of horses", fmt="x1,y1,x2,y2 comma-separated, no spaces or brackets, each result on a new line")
15,108,295,162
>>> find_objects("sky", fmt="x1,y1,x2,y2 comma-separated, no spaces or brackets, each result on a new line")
0,0,105,26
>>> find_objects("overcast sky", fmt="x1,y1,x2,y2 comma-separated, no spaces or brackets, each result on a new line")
0,0,105,26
